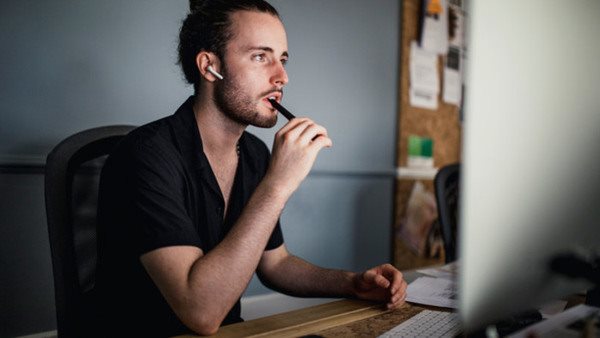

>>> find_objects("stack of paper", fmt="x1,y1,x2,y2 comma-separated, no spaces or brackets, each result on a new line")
406,276,458,309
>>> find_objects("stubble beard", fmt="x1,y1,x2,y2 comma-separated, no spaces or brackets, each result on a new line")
214,70,278,129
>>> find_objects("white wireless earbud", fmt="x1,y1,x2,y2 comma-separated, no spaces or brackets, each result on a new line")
207,65,224,80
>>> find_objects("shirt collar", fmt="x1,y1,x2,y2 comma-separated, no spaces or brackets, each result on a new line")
168,96,264,198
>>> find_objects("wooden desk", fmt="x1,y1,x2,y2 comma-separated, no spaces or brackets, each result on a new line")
173,299,429,338
172,270,428,337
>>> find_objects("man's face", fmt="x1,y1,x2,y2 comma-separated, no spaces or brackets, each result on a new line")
214,10,289,128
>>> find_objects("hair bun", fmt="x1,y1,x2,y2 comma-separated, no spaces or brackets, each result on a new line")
189,0,207,12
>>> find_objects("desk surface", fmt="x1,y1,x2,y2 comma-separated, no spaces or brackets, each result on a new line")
174,299,428,338
174,271,429,338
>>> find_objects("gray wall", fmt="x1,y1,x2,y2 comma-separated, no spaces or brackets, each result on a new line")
0,0,399,336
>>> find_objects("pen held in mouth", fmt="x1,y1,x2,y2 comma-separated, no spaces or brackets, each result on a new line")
268,98,296,120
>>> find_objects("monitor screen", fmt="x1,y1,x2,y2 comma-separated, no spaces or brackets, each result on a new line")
459,0,600,332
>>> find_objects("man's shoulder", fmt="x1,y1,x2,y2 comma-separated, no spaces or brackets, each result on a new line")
119,97,196,156
120,116,175,155
105,113,186,176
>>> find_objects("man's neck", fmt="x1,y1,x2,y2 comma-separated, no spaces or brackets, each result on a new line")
193,95,245,156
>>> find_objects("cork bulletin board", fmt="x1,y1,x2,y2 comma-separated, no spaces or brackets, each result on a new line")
393,0,463,270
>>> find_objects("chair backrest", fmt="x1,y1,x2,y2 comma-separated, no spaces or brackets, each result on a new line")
434,163,461,263
45,125,135,337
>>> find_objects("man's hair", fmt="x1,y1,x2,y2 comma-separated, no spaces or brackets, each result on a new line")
178,0,279,93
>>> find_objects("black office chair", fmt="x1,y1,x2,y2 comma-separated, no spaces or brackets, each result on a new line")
434,163,460,263
45,125,135,338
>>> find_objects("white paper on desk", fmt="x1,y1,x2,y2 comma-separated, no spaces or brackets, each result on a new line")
538,299,568,319
409,41,439,110
406,276,458,309
417,261,459,280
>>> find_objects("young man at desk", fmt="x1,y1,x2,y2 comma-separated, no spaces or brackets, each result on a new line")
94,1,407,336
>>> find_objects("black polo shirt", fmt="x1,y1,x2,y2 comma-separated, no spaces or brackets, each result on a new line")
95,96,284,337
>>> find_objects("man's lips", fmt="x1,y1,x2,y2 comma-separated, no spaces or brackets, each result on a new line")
261,90,282,102
261,94,282,111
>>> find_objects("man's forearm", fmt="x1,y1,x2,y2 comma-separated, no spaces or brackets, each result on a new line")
258,254,358,299
189,181,288,309
257,249,408,313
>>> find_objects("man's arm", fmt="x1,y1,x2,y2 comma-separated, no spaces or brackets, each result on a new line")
140,118,332,336
140,180,287,335
257,245,408,310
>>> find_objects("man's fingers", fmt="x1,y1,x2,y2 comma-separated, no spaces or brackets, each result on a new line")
308,135,333,152
276,118,331,151
367,264,403,292
277,119,313,142
387,288,408,310
277,117,310,134
274,118,312,144
363,271,391,289
356,265,409,310
388,270,403,293
377,275,391,288
391,285,407,303
299,123,328,144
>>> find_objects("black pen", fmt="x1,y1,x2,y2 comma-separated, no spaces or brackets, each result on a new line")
268,98,296,120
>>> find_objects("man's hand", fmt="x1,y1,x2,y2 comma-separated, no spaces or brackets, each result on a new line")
352,264,408,310
265,118,332,198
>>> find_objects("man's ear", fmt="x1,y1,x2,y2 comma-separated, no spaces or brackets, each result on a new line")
196,51,222,82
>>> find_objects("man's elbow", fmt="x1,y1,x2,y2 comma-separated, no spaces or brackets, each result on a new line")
184,311,224,336
193,323,220,336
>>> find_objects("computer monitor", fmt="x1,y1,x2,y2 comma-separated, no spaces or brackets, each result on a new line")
459,0,600,332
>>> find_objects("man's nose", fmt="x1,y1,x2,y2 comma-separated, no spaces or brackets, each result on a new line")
271,62,289,87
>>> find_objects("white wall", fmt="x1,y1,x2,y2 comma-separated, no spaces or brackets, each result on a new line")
0,1,400,336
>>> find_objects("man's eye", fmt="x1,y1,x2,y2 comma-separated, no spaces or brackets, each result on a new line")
253,54,266,62
281,59,288,66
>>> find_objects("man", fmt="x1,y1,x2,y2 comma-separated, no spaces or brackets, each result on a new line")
95,1,407,336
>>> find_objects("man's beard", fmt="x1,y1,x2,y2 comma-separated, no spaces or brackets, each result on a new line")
214,71,278,128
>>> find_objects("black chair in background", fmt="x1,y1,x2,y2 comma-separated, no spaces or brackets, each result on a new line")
433,163,460,263
45,125,135,337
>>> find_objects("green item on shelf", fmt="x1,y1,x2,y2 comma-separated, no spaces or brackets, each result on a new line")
408,135,422,157
408,135,433,157
421,138,433,157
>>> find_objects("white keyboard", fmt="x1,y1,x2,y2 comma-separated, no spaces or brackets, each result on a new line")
378,309,461,338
